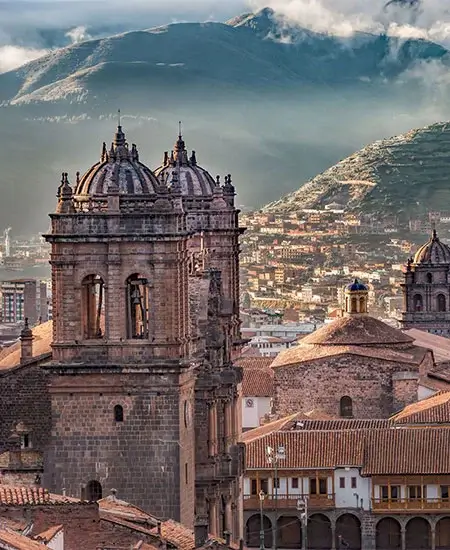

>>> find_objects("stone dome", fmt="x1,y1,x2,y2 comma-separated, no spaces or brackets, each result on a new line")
346,279,368,292
414,230,450,264
74,126,160,198
154,133,216,197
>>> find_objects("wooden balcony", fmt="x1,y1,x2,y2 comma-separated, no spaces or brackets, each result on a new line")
243,493,335,511
372,498,450,513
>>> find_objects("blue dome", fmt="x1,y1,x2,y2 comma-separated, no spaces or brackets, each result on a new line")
346,279,368,292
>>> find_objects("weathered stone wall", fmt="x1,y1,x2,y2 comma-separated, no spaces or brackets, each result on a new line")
44,369,196,522
273,355,419,419
0,362,51,452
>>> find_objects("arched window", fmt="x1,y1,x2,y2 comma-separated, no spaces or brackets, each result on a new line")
427,272,433,284
340,396,353,418
359,296,366,314
114,404,124,422
86,480,102,502
437,294,446,312
413,294,423,312
82,275,105,339
351,298,357,313
126,274,149,339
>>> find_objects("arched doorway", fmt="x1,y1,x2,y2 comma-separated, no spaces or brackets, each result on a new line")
246,514,272,548
405,517,431,550
436,517,450,550
308,514,332,550
376,517,401,550
86,480,102,502
277,516,302,549
336,514,361,550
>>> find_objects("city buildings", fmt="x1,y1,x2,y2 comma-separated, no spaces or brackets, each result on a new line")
0,279,48,325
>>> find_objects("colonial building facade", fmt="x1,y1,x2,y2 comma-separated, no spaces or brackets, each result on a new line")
0,125,245,541
242,392,450,550
402,229,450,337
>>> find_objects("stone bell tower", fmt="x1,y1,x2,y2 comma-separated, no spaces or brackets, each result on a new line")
43,125,197,524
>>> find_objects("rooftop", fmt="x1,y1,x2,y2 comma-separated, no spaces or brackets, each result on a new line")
242,368,273,397
0,321,52,371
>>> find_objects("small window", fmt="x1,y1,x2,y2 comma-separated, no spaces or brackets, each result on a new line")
21,434,30,449
408,486,424,499
390,486,400,500
292,478,299,489
251,479,257,495
339,477,345,489
114,404,124,422
310,478,317,495
441,486,449,500
340,396,353,418
381,485,400,500
381,486,389,501
413,294,423,312
185,463,188,484
273,477,280,489
427,272,433,284
351,477,357,489
319,478,327,495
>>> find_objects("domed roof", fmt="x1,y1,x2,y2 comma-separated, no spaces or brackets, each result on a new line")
299,315,414,347
346,279,368,292
74,126,160,198
154,131,216,197
414,229,450,265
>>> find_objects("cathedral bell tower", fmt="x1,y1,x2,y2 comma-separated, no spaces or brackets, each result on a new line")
401,229,450,336
44,126,196,524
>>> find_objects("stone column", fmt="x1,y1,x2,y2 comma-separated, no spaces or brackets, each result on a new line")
401,525,406,550
431,524,436,550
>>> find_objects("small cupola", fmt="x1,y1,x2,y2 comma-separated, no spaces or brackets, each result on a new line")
344,279,369,315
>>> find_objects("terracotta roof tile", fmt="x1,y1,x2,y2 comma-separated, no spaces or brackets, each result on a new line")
405,328,450,362
0,321,52,371
150,519,194,550
242,412,309,444
235,357,274,370
283,418,391,431
242,369,273,397
33,525,63,543
300,315,413,346
0,529,46,550
362,427,450,475
0,485,83,506
99,496,157,524
245,426,450,475
271,343,427,368
392,391,450,424
246,430,365,470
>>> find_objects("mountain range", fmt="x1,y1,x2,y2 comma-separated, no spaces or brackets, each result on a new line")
0,7,450,231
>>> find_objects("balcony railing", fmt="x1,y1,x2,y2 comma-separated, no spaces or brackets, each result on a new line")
243,493,335,511
372,497,450,512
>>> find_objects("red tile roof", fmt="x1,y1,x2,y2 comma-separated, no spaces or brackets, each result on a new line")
33,525,63,543
246,430,364,470
271,343,428,368
362,427,450,475
0,321,52,371
301,315,413,346
235,357,274,370
242,369,273,397
150,519,194,550
245,425,450,475
99,495,157,524
0,485,83,506
0,529,46,550
391,391,450,424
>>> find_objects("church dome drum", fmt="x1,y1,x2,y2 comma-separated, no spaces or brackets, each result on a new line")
74,125,160,198
154,131,216,197
413,229,450,264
